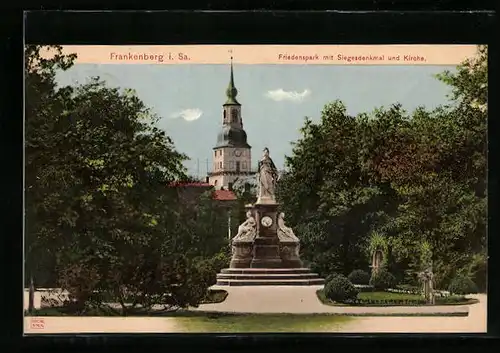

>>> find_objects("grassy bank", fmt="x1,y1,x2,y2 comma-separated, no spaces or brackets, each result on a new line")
174,314,352,332
317,290,479,307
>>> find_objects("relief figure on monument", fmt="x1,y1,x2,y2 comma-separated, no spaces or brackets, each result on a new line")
277,212,299,242
257,147,279,202
232,210,257,242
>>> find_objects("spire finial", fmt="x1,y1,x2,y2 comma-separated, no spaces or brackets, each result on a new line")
225,49,239,105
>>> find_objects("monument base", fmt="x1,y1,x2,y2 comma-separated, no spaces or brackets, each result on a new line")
220,148,325,286
216,268,325,286
250,236,282,268
278,240,302,268
229,241,253,268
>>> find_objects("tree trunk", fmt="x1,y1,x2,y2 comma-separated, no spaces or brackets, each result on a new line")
28,276,35,314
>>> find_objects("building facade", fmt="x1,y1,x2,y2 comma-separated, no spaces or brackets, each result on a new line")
208,59,256,189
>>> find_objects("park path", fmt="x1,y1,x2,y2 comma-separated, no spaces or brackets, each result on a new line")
192,285,470,316
24,294,486,334
24,287,485,334
339,294,486,333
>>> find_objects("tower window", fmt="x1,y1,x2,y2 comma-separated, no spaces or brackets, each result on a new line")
223,110,227,123
231,109,238,122
214,151,217,157
236,161,240,172
242,161,247,170
229,161,234,170
219,161,222,169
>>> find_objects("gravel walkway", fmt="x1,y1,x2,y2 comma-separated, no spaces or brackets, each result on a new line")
191,285,470,316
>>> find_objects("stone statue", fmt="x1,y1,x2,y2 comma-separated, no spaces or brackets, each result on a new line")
418,268,435,304
371,248,384,275
276,212,302,267
257,147,279,203
277,212,299,242
232,210,257,242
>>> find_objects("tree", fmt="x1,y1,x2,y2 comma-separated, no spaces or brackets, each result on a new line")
277,101,394,275
25,45,230,314
231,175,258,228
25,45,78,287
277,46,487,288
372,46,487,288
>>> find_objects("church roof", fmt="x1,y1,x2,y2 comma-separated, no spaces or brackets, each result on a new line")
168,182,237,201
214,125,251,149
168,182,212,188
213,189,238,201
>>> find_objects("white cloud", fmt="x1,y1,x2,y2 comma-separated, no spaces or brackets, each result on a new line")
265,89,311,102
170,108,203,121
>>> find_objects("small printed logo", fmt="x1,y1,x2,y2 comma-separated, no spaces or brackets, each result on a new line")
30,318,45,329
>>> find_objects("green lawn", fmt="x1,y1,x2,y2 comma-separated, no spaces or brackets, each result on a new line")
174,314,353,332
25,306,353,332
358,291,422,301
317,290,475,306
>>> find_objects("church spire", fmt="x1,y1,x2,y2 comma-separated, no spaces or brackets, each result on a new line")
225,55,240,105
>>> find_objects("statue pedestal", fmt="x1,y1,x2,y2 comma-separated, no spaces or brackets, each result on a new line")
279,241,303,268
250,202,283,268
230,241,253,268
216,148,325,286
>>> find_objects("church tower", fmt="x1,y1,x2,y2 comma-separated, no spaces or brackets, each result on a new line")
208,57,254,190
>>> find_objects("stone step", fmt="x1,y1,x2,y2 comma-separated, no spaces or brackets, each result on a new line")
217,273,319,280
216,278,325,286
220,268,313,275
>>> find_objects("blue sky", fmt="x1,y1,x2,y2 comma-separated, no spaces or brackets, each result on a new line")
55,64,456,176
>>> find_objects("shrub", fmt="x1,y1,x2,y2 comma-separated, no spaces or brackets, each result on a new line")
348,269,370,285
436,295,469,304
325,272,342,284
448,276,479,295
324,275,359,303
369,269,397,290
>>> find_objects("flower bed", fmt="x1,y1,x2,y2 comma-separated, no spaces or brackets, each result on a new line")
317,290,477,307
353,284,375,292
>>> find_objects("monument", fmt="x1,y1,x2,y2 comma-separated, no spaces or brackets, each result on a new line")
217,148,325,286
370,247,384,276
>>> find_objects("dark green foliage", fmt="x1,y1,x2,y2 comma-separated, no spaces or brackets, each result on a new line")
324,272,342,284
347,269,370,285
471,261,487,293
277,46,487,289
24,45,233,315
324,275,359,303
448,276,479,295
369,269,397,290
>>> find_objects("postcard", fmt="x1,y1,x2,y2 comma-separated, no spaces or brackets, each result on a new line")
24,44,487,334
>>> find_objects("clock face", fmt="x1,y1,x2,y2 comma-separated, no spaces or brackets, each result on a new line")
234,149,242,157
261,216,273,227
